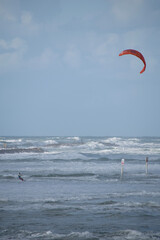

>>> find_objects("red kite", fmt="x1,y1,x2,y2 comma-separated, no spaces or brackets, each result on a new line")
119,49,146,74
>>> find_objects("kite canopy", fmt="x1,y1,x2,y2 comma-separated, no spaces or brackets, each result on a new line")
119,49,146,74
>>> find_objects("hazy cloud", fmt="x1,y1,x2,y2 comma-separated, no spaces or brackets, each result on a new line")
27,48,58,70
0,0,16,22
112,0,144,23
20,11,40,34
64,46,81,68
87,33,119,65
0,38,27,72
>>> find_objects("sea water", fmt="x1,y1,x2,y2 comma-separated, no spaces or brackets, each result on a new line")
0,136,160,240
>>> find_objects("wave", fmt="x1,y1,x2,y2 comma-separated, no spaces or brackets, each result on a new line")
112,230,160,240
31,172,95,178
124,201,160,209
17,230,93,240
67,136,81,141
0,147,44,154
98,200,160,210
45,142,85,148
1,136,160,159
44,139,58,144
1,229,160,240
0,138,22,143
0,174,15,180
107,191,160,198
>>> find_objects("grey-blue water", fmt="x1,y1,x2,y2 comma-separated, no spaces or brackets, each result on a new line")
0,136,160,240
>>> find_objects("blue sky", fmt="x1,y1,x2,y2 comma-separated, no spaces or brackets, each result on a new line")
0,0,160,136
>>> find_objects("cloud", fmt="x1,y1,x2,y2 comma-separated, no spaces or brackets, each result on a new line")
87,33,119,65
0,38,27,73
123,29,147,49
0,39,60,74
20,11,40,34
27,48,58,70
112,0,144,23
63,46,81,68
0,38,27,51
0,0,16,23
21,11,32,25
0,1,40,36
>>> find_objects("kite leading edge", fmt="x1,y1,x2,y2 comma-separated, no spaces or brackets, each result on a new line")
119,49,146,74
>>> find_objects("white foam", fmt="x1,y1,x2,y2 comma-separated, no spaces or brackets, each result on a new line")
84,141,104,150
1,136,160,161
30,230,92,239
113,229,156,240
44,140,57,144
102,137,122,144
67,137,80,141
0,139,22,143
4,229,160,240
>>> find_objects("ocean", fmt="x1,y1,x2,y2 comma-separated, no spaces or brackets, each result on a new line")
0,136,160,240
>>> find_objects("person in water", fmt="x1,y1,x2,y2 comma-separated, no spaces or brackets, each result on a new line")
18,172,24,181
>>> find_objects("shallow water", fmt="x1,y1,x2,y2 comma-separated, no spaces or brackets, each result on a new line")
0,136,160,239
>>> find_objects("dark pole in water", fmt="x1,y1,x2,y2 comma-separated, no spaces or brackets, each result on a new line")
121,159,125,178
145,157,148,174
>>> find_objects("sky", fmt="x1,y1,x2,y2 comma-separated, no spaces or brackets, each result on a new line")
0,0,160,136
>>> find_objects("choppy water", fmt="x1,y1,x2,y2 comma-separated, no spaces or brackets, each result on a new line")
0,136,160,240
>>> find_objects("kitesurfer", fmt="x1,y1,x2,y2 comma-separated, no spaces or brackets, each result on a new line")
18,172,24,181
